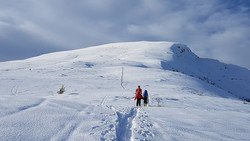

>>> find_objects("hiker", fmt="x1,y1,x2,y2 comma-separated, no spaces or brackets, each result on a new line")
134,85,143,107
143,90,149,106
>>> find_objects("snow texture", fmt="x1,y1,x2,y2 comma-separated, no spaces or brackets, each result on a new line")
0,41,250,141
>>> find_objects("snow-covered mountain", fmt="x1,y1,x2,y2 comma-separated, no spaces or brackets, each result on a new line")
0,41,250,140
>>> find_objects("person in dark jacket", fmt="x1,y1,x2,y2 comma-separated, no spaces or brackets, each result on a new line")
134,85,143,107
143,90,149,106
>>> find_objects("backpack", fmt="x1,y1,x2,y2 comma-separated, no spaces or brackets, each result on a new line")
143,90,148,97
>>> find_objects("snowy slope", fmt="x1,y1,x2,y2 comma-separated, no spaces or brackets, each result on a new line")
0,41,250,141
160,44,250,100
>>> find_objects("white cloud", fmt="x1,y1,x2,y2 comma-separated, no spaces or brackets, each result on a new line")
0,0,249,68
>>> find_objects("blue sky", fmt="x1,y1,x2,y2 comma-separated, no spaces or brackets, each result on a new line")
0,0,250,68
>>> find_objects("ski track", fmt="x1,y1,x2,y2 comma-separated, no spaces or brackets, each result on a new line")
10,81,24,95
112,106,137,141
94,96,117,140
100,95,108,106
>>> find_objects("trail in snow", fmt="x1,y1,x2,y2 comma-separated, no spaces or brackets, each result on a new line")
132,108,156,141
100,94,156,141
112,107,137,141
104,96,157,141
10,80,24,95
99,94,137,141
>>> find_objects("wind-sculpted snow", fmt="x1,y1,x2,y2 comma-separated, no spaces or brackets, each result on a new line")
161,43,250,100
0,41,250,140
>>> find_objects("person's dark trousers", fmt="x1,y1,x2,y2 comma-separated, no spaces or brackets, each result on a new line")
144,96,148,106
136,99,141,106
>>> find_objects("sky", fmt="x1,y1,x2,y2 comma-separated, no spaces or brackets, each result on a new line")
0,0,250,68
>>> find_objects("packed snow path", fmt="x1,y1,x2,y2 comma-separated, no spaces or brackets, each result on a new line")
98,95,157,141
0,41,250,140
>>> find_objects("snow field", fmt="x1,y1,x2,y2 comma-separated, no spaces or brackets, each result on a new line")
0,41,250,140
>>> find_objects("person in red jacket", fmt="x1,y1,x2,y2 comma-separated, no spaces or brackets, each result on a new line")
134,85,143,107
